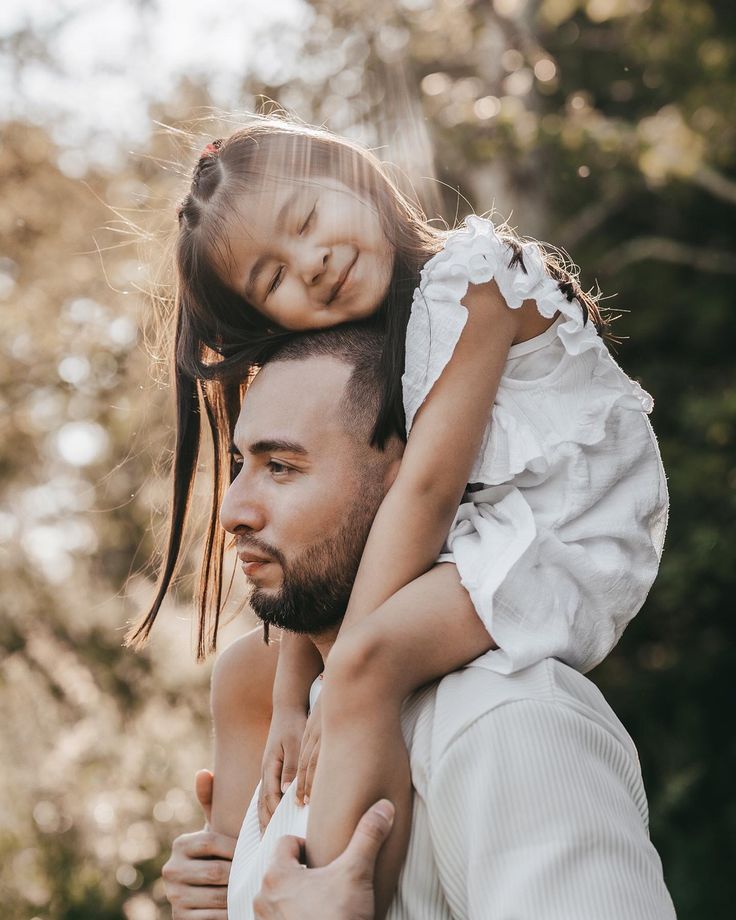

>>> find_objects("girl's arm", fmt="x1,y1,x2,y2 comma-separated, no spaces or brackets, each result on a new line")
340,281,524,630
271,631,324,709
258,632,323,828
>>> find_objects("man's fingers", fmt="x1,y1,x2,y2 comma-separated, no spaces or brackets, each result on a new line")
174,909,227,920
195,769,214,825
269,834,306,868
339,800,395,878
163,854,232,888
172,878,229,907
180,829,237,861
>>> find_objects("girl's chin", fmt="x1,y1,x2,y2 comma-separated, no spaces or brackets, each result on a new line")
346,293,382,322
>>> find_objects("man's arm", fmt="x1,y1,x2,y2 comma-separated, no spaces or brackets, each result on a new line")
428,700,677,920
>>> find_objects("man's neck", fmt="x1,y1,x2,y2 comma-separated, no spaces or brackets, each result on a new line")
307,625,340,664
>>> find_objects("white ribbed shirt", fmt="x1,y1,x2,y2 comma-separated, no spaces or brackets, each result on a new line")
228,660,676,919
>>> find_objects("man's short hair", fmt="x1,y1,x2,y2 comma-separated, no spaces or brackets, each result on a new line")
264,322,389,447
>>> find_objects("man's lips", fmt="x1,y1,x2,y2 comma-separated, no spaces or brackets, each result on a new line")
237,549,273,576
327,252,358,304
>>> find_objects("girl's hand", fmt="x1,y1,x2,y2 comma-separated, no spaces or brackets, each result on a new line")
259,706,308,832
296,692,322,806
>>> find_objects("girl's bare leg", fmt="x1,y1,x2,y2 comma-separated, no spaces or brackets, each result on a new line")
306,564,493,919
210,626,281,836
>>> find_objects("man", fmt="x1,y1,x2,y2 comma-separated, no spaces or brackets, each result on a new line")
165,325,676,919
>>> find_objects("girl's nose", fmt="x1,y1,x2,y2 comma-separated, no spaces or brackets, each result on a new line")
220,476,267,535
297,244,329,286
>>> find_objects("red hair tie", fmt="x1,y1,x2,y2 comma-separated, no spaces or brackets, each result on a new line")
201,139,222,158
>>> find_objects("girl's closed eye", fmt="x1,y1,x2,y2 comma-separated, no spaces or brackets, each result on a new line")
267,267,285,298
299,203,317,234
265,203,316,298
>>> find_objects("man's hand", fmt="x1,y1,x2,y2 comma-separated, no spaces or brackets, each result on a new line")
162,769,237,919
253,799,395,920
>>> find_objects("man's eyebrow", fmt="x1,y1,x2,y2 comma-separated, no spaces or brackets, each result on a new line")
244,190,300,299
247,438,309,457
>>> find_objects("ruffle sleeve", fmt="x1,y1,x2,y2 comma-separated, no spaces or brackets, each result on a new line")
402,216,654,488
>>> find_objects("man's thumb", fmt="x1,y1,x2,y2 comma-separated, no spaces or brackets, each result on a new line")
341,800,394,877
195,769,214,825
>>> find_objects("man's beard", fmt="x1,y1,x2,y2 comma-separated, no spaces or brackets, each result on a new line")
246,497,378,635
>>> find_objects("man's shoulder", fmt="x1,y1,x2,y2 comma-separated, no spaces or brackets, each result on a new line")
404,659,638,772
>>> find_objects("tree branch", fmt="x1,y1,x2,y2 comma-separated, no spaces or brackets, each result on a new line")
557,191,631,249
693,165,736,207
599,236,736,275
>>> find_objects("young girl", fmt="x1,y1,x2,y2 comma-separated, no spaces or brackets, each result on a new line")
128,117,668,917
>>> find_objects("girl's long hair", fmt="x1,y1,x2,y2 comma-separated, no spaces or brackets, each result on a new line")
127,115,605,659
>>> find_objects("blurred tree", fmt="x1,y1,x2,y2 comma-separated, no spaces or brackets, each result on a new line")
0,120,219,918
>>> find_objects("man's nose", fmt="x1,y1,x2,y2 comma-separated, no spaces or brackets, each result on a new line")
220,475,267,535
296,243,329,287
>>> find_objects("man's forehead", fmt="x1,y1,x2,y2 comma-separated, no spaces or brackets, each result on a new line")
234,356,351,445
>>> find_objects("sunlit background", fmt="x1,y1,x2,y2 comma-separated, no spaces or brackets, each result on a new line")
1,1,734,917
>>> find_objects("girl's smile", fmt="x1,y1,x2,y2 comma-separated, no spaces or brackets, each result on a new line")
216,176,395,331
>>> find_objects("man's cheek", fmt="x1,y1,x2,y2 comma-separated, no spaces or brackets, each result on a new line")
284,495,338,544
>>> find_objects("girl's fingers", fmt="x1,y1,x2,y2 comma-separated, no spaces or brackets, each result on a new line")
257,784,269,833
303,738,320,803
257,787,268,833
295,736,314,805
258,751,284,832
262,750,284,799
295,749,308,805
280,739,300,794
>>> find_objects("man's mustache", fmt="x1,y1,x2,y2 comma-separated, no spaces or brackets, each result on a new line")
235,534,287,568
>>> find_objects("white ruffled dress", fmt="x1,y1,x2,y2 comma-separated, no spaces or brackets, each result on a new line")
402,216,669,674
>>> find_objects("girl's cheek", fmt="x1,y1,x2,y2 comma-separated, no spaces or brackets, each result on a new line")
278,295,318,331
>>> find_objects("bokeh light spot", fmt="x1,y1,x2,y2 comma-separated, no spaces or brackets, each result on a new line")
534,59,557,82
56,421,109,466
421,72,451,96
474,96,501,120
58,355,91,386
